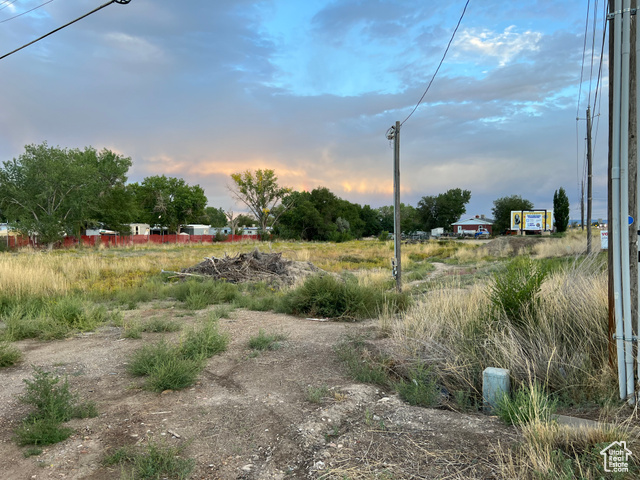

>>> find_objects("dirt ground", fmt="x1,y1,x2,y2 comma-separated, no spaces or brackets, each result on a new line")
0,305,518,480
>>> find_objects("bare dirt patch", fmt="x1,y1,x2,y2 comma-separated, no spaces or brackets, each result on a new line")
0,307,517,479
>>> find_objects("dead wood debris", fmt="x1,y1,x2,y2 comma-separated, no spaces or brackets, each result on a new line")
172,248,320,285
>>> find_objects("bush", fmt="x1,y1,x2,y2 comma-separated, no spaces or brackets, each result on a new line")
489,257,547,328
103,440,195,479
145,357,203,392
0,342,21,367
334,336,394,388
496,379,557,426
280,274,409,320
14,367,97,446
396,364,440,407
248,329,287,351
179,321,230,359
127,323,230,392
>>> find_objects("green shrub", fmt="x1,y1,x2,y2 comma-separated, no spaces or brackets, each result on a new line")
126,340,174,377
0,341,21,367
396,364,440,407
103,440,195,479
141,318,181,333
305,385,330,404
20,367,76,422
280,274,409,320
145,357,203,392
15,418,74,446
171,279,239,306
179,321,230,359
334,336,394,387
495,380,557,426
248,329,287,351
489,257,547,328
14,367,97,446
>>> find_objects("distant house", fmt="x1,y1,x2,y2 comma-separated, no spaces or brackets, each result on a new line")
451,215,494,236
130,223,150,235
181,224,210,236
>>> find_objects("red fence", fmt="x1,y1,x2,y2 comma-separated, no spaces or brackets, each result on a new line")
5,234,260,250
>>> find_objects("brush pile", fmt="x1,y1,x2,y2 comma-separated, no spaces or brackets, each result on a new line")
180,248,320,285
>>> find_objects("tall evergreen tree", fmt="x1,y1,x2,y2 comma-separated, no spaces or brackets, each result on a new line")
553,187,570,232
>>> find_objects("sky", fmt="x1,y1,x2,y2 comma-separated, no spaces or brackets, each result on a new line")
0,0,609,222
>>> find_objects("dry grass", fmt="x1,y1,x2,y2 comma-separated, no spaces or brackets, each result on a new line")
389,255,612,402
532,230,590,258
495,419,639,479
0,239,462,299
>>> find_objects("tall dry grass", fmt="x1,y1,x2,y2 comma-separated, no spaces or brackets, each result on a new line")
532,230,590,258
390,254,612,402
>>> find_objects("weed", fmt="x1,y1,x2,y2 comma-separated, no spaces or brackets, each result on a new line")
127,340,175,377
334,336,394,388
305,385,330,404
145,357,203,392
14,418,74,446
495,380,557,426
20,367,76,422
23,447,43,457
127,323,229,392
14,367,96,446
280,274,409,320
0,341,21,367
489,257,547,328
396,364,440,407
179,321,230,359
140,317,181,333
248,329,287,351
103,439,195,479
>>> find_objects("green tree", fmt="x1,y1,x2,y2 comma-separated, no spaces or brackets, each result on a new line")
201,207,227,227
230,169,291,234
359,205,381,237
131,175,207,233
492,195,534,234
553,187,570,233
0,143,132,248
417,188,472,231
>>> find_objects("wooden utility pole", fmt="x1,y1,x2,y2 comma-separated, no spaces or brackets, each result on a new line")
581,181,585,230
608,0,616,367
587,106,593,253
392,121,402,292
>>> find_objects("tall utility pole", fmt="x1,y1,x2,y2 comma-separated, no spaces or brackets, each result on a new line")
387,121,402,292
581,181,585,230
587,106,593,253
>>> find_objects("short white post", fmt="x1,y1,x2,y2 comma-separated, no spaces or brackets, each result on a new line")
483,367,510,413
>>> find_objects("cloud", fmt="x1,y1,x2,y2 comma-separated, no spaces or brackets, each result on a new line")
454,26,543,66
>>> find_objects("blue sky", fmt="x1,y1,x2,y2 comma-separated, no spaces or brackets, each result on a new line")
0,0,608,221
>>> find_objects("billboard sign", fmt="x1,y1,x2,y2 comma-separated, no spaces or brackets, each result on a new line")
510,210,554,231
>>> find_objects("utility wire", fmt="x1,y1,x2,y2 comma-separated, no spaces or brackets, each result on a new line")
0,0,54,24
0,0,19,12
399,0,470,126
0,0,130,61
591,0,608,154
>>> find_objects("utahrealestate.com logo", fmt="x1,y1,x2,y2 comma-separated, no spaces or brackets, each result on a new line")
600,441,632,473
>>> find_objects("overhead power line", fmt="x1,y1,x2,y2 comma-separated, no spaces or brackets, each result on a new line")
0,0,20,13
0,0,55,24
400,0,471,126
0,0,131,61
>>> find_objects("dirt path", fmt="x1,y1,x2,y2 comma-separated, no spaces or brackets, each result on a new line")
0,307,515,479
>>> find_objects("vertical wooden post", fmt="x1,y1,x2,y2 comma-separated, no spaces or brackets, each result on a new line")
393,121,402,292
587,106,593,253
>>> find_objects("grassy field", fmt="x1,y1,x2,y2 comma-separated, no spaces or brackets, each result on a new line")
2,231,633,479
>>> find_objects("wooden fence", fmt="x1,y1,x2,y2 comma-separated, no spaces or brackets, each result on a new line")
5,234,260,249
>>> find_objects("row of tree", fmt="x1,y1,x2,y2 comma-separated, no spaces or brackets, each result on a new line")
0,143,570,247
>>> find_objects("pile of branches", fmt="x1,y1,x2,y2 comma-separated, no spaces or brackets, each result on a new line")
179,249,292,283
